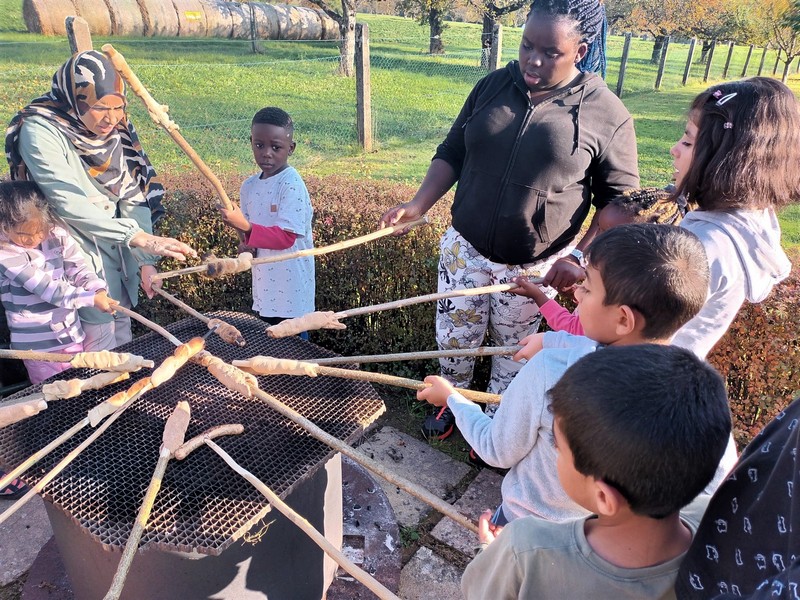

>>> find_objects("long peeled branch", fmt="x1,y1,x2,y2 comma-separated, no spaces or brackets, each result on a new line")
201,359,478,534
0,338,205,524
104,402,191,600
113,305,183,347
151,217,429,282
152,287,246,346
202,438,401,600
267,282,521,338
307,346,520,366
0,348,153,371
233,357,501,404
102,44,233,212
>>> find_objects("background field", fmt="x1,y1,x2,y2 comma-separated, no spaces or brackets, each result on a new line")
0,0,798,243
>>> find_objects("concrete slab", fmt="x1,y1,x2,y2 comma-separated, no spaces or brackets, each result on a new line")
355,427,470,527
0,494,53,586
398,546,463,600
430,469,503,556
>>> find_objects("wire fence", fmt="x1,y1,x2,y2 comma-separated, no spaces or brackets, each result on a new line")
0,29,794,178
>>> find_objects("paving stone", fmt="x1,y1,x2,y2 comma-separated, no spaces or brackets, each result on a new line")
355,427,471,527
0,494,53,586
430,468,503,556
398,546,463,600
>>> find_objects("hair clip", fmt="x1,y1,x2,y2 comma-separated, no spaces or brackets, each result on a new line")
723,122,733,129
716,92,738,106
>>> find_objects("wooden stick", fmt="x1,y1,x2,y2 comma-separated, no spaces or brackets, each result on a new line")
241,383,478,534
307,346,520,366
267,282,524,338
336,282,519,319
102,45,234,212
233,358,500,404
174,424,245,461
151,217,429,282
0,380,153,527
151,287,246,347
104,402,191,600
205,438,401,600
314,365,500,403
113,305,183,347
0,348,154,369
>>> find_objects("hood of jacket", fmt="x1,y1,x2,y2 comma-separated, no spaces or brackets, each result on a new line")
682,209,791,302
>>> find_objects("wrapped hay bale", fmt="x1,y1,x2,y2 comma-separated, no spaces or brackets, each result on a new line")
73,0,112,35
106,0,145,35
318,9,339,40
250,2,278,39
201,0,234,38
138,0,180,36
174,0,208,36
218,0,253,39
23,0,77,36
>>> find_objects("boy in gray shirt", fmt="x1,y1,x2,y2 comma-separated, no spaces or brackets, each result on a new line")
461,345,731,600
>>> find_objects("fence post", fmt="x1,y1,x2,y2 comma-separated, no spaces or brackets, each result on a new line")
654,36,670,89
703,39,717,82
722,41,734,79
488,23,503,71
682,37,696,85
616,32,632,98
355,23,373,152
757,45,768,76
248,2,257,54
772,49,781,75
66,16,93,53
742,44,754,77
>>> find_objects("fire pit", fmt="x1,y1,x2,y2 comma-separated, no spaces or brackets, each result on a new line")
0,312,386,599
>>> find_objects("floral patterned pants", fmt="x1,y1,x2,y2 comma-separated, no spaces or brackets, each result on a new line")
435,227,567,412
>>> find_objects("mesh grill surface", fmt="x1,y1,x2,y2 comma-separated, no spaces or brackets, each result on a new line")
0,312,385,555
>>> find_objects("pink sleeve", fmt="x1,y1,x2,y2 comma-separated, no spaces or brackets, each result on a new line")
245,223,298,250
539,299,583,335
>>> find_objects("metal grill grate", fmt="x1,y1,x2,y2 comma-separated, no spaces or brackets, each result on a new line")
0,312,385,555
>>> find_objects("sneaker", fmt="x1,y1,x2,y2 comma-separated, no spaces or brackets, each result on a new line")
467,448,489,469
0,471,28,501
421,406,456,441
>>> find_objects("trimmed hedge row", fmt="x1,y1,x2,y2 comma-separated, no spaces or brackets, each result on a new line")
2,172,795,447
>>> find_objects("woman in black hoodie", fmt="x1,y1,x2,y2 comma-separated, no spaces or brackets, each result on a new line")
380,0,639,438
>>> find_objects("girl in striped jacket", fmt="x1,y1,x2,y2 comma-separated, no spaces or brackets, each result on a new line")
0,181,117,384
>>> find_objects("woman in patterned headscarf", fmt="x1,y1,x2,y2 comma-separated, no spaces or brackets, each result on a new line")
5,50,195,350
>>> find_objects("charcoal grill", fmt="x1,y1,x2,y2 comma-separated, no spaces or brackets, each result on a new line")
0,311,385,599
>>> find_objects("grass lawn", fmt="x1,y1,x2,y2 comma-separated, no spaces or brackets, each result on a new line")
0,1,797,242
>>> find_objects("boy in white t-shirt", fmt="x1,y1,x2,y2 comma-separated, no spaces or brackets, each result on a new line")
219,107,314,336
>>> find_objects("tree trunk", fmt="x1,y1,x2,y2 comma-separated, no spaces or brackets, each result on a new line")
337,0,356,76
698,39,712,63
650,35,666,64
480,14,495,67
429,6,444,54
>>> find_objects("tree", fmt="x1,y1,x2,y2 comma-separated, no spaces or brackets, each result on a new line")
306,0,357,75
764,0,800,81
396,0,458,53
620,0,698,63
468,0,528,62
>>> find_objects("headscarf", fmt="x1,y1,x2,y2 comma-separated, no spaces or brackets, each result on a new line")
5,50,164,224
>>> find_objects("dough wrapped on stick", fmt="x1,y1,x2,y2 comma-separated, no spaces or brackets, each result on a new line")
207,319,246,347
266,282,520,338
198,355,258,398
204,252,253,278
70,351,154,372
42,371,130,401
266,311,346,338
150,337,206,387
0,398,48,428
232,356,319,377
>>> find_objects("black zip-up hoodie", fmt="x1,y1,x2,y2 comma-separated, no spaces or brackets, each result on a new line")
434,61,640,265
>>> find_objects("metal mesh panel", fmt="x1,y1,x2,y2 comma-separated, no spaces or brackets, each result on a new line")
0,312,384,555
